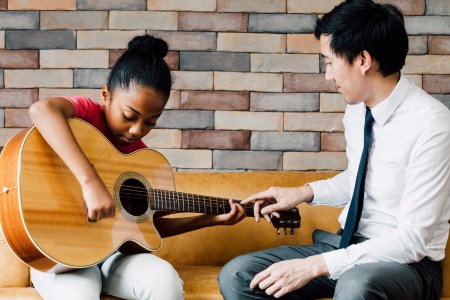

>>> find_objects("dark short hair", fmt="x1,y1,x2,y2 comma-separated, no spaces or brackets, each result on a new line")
107,35,172,100
314,0,409,77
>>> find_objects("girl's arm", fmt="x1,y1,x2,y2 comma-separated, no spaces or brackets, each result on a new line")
154,199,246,238
29,97,115,222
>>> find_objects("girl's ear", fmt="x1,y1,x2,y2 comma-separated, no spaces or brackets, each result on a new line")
101,85,111,105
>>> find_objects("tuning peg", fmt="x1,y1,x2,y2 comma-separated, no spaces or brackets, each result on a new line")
284,228,287,235
277,228,280,235
289,228,294,235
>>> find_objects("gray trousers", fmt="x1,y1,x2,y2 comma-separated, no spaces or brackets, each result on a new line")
218,230,442,300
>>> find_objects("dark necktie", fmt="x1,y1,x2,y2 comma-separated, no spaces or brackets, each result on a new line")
339,108,375,248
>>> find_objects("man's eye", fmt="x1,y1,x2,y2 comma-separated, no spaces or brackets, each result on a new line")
123,114,133,121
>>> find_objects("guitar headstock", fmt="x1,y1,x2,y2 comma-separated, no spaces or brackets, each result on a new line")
270,207,301,235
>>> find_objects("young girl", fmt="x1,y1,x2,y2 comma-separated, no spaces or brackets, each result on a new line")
28,35,245,300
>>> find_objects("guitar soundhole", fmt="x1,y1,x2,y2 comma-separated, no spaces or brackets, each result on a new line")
119,178,149,217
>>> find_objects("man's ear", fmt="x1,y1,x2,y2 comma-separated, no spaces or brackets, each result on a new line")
101,85,111,105
359,50,373,75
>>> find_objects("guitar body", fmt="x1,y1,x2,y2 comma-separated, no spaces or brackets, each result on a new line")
0,119,175,271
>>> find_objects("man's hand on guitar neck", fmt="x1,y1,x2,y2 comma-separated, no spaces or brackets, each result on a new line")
241,186,313,223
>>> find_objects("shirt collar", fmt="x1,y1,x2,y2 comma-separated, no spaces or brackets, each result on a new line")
371,73,410,127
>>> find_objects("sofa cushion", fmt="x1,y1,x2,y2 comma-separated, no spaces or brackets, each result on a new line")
0,225,30,288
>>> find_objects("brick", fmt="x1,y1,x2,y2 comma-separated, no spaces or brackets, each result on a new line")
251,54,319,73
179,12,247,32
217,0,285,13
155,110,214,129
74,69,110,88
423,75,450,93
4,70,73,88
0,31,4,49
142,129,181,149
250,92,319,112
109,50,125,67
0,109,3,127
148,0,216,11
214,72,283,92
110,11,177,30
425,0,450,16
0,50,38,68
0,70,3,88
218,33,285,53
77,30,145,49
287,34,320,53
8,0,75,10
249,14,316,33
319,55,326,73
182,130,250,150
432,94,450,110
39,88,101,102
77,0,146,10
0,89,38,107
408,36,427,55
288,0,342,13
40,50,109,68
0,128,27,147
376,0,425,15
166,90,181,109
147,31,216,51
0,11,39,29
181,91,249,111
180,52,249,72
157,149,212,169
283,152,347,171
321,133,346,152
403,55,450,74
213,150,281,170
285,112,344,132
429,36,450,54
405,74,423,88
0,0,6,10
5,108,31,128
320,93,346,112
215,111,283,131
110,50,179,70
284,73,337,93
41,11,108,30
251,131,320,151
6,30,75,50
172,71,213,90
405,16,450,35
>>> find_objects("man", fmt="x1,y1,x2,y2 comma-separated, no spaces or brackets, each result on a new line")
218,0,450,299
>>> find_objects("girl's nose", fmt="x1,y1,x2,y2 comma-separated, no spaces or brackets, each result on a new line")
129,123,143,136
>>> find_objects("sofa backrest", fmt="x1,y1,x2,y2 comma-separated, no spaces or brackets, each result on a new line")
157,171,341,266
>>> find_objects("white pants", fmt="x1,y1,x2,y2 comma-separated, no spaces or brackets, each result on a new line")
30,252,184,300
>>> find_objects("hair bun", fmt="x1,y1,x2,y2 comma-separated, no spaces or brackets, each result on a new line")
127,35,168,59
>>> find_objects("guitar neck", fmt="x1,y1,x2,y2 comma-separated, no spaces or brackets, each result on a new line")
150,189,254,216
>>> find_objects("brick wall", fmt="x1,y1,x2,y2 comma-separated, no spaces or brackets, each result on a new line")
0,0,449,172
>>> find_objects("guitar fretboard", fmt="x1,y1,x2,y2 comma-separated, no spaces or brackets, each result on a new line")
150,189,254,216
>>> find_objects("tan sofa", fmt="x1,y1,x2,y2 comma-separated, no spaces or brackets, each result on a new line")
1,172,449,299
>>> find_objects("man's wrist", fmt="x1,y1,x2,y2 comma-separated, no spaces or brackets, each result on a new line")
307,255,330,277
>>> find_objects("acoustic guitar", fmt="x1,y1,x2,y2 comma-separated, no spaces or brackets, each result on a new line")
0,118,300,272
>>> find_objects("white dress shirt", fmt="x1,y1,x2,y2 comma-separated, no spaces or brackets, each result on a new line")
309,74,450,279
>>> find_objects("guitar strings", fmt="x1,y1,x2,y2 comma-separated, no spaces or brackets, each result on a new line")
106,184,298,221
